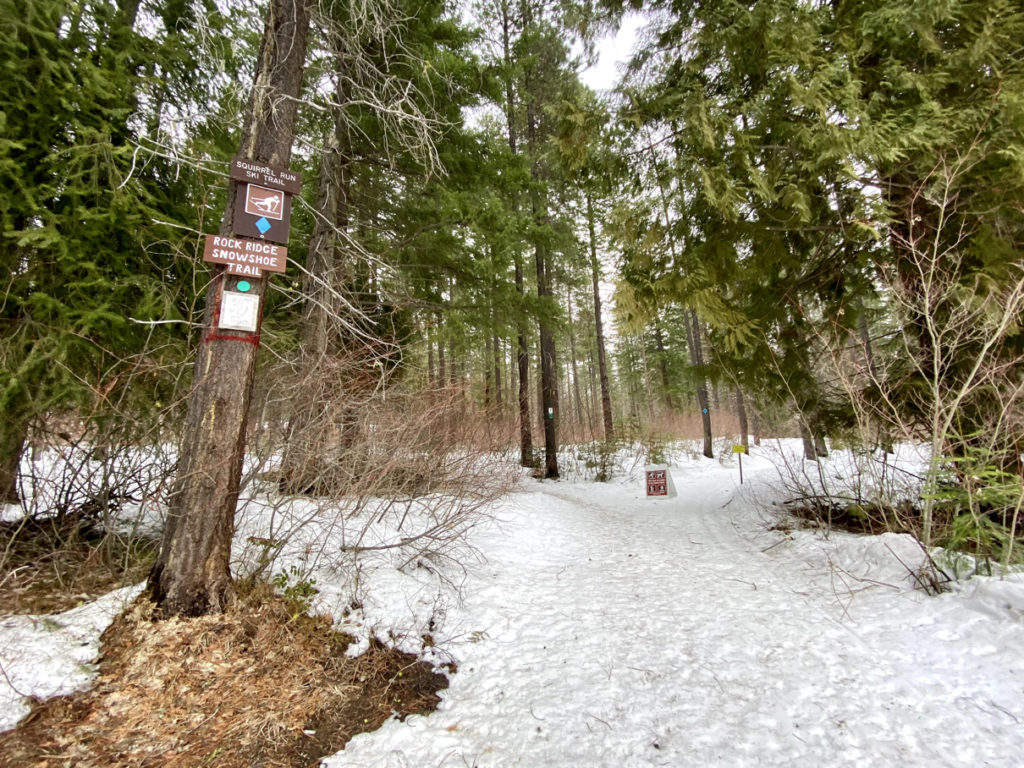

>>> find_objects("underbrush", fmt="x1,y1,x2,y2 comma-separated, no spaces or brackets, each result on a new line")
0,514,157,615
766,440,1024,578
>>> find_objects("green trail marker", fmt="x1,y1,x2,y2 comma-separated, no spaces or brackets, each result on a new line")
237,281,251,292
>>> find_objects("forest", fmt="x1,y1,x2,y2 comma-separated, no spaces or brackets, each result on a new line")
1,0,1024,763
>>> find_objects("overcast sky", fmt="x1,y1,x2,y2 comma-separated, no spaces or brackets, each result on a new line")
578,14,643,92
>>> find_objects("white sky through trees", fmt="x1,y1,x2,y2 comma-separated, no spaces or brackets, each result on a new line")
579,13,642,92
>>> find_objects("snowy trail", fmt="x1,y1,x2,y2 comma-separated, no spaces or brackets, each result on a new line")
327,459,1024,768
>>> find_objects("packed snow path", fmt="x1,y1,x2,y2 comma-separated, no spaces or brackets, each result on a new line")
329,460,1024,768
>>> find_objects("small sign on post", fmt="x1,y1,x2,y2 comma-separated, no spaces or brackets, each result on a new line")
732,444,746,484
644,465,677,498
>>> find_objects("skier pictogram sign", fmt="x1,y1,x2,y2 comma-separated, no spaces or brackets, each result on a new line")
244,184,284,220
233,181,292,244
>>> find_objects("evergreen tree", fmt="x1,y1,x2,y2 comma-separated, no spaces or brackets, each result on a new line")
0,0,209,502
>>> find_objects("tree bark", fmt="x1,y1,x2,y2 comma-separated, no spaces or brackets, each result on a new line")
586,191,614,442
800,418,817,462
500,1,533,468
438,333,446,385
427,341,435,389
566,288,583,428
279,117,350,494
735,386,749,453
858,302,893,453
653,323,674,412
0,415,27,504
687,310,713,458
493,334,502,409
484,333,493,408
522,16,557,478
516,272,533,466
535,230,559,478
148,0,311,618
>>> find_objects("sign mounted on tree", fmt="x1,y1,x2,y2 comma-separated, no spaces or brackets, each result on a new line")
218,290,261,333
202,234,287,276
233,183,293,244
229,157,302,195
152,0,313,619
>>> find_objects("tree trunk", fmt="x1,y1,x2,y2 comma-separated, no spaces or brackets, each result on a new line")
536,345,545,436
427,342,435,389
653,323,674,412
586,348,598,438
687,310,713,458
0,415,27,504
648,138,708,453
625,342,642,430
735,386,749,453
493,334,502,409
516,271,533,467
499,0,533,468
858,302,893,453
279,119,349,494
438,336,446,386
640,342,655,425
148,0,311,618
586,191,614,441
800,419,817,462
537,266,560,479
484,333,493,408
566,288,583,428
526,74,558,478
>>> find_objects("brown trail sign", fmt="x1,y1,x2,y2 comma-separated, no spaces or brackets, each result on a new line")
148,0,311,619
202,235,287,277
229,157,302,194
233,182,293,244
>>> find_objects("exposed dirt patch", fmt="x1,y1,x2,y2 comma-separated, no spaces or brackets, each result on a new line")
0,596,450,767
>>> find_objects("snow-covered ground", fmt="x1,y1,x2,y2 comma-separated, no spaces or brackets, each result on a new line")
3,444,1024,767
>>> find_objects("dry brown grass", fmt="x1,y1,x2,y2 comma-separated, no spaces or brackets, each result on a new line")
0,594,449,767
0,517,157,615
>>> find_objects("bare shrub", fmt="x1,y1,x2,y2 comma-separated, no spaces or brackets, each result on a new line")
1,404,179,613
232,370,520,591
